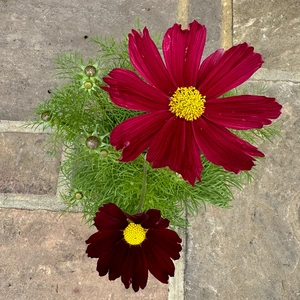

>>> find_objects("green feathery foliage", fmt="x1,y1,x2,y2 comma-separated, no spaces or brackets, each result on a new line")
32,27,281,228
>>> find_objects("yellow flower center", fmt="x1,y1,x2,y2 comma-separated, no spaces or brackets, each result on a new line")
169,87,206,121
123,222,147,246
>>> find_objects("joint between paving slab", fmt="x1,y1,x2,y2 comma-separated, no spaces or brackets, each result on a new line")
0,120,53,134
177,0,189,28
221,0,233,49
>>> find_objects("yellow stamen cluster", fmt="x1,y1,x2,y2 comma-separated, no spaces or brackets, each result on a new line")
123,222,147,246
169,86,206,121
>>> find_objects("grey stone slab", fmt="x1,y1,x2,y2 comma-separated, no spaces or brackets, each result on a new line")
233,0,300,72
0,209,168,300
189,0,222,56
0,132,61,195
184,80,300,300
0,0,178,121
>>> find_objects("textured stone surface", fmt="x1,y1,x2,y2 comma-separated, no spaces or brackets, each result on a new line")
185,80,300,300
0,0,177,121
189,0,222,56
0,132,61,195
233,0,300,72
0,209,168,300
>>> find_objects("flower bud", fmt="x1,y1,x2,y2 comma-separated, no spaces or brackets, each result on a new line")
41,111,51,122
86,136,100,149
74,192,83,200
100,150,108,157
84,81,93,90
84,65,97,77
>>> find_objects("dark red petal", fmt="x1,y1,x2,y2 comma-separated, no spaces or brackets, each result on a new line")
110,111,172,162
198,43,263,99
120,246,147,292
147,228,182,245
102,68,169,112
143,239,175,283
163,21,206,87
147,229,182,260
204,95,282,129
142,209,162,228
126,212,148,224
128,27,176,95
86,229,122,246
155,218,170,229
93,203,127,230
131,246,148,291
96,254,114,277
108,240,129,281
120,246,133,289
143,210,171,229
193,118,264,173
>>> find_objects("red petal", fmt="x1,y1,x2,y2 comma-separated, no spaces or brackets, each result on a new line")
147,116,186,171
177,121,203,185
93,203,127,230
102,68,169,112
197,49,225,86
204,95,282,129
193,118,264,173
110,111,172,162
128,27,176,95
147,118,202,186
198,43,263,99
163,20,206,87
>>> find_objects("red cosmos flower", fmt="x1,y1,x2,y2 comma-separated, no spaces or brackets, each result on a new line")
102,21,282,186
86,203,182,292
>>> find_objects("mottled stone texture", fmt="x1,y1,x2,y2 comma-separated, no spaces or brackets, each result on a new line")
189,0,222,56
185,81,300,300
233,0,300,72
0,0,177,121
0,209,168,300
0,132,61,195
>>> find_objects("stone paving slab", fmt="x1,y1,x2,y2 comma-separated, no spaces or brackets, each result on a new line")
0,132,61,195
0,0,178,121
184,79,300,299
1,0,300,299
233,0,300,72
189,0,222,55
184,1,300,298
0,209,168,300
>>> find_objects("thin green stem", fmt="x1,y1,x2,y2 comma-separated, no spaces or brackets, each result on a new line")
137,156,148,213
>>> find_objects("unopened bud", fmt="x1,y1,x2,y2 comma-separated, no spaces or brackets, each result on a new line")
86,136,100,149
41,111,51,122
74,192,83,200
84,65,97,77
84,81,93,89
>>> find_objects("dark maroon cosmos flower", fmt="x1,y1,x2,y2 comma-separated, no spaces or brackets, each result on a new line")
102,21,282,186
86,203,182,292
